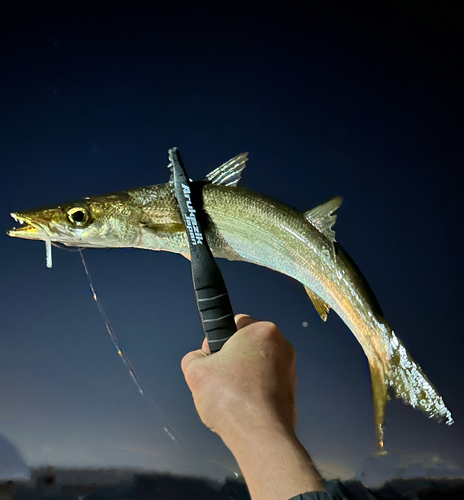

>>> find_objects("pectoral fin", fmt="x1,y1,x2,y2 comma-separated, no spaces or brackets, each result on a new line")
304,286,330,322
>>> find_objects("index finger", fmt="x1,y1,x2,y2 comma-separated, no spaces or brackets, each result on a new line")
181,348,208,375
235,313,260,330
201,315,259,355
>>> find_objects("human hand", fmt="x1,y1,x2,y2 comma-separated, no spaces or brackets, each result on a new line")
181,314,297,443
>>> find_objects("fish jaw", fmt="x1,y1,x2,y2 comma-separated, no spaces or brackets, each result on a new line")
8,210,58,241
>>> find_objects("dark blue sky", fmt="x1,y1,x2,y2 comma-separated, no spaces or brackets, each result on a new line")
1,1,463,482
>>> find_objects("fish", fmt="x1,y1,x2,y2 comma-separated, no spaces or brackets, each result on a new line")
7,152,453,449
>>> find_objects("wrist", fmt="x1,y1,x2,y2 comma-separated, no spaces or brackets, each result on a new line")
222,422,325,500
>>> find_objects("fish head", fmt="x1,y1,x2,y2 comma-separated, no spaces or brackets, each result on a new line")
7,192,143,248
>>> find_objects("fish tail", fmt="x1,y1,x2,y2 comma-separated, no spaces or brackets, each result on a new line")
368,320,453,451
386,326,453,426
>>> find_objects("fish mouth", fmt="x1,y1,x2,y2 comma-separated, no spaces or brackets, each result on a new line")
7,213,49,240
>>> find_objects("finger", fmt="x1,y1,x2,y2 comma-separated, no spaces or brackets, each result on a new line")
201,336,211,354
235,313,260,330
181,348,208,375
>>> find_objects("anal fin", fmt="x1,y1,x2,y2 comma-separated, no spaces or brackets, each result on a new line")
304,286,330,322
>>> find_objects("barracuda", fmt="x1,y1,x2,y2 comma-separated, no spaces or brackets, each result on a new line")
7,152,453,449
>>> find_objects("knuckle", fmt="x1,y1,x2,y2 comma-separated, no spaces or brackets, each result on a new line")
255,321,281,340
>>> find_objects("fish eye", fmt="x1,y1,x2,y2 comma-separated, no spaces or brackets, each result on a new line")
67,206,91,227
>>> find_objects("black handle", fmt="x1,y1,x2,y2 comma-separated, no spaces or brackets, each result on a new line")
191,256,236,353
169,147,236,352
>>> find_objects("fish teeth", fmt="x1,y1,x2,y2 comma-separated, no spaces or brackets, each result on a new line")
10,213,25,225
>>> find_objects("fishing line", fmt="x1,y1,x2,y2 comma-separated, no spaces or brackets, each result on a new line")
79,250,182,442
50,242,180,442
77,249,181,442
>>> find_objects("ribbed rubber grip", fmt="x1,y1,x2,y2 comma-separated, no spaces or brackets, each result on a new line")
191,254,236,353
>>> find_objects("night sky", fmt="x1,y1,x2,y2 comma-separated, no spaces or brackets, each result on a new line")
1,1,463,483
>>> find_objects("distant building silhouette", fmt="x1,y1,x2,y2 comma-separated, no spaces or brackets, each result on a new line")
361,452,464,487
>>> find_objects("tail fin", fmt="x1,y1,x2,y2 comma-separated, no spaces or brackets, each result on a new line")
387,329,453,425
368,320,453,451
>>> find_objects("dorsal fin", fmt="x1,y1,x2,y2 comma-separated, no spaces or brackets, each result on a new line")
205,153,249,186
304,196,343,244
304,285,330,321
